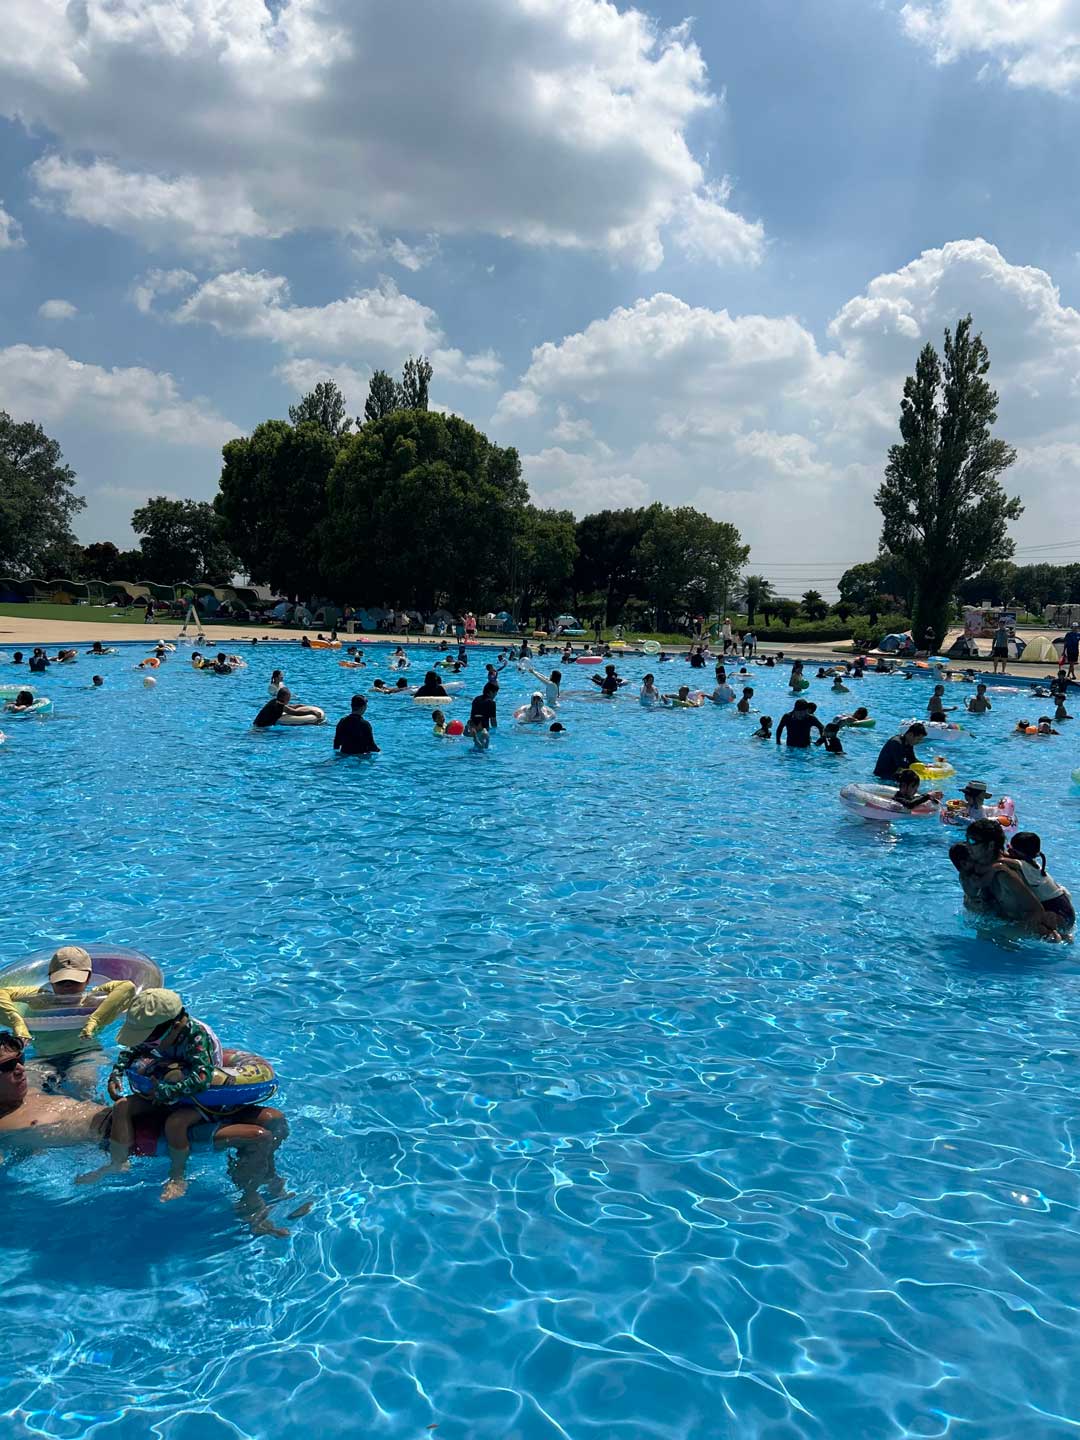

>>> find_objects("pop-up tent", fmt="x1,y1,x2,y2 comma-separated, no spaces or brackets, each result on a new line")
1021,635,1060,664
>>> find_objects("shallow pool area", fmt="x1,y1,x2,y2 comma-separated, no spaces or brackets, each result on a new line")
2,643,1079,1440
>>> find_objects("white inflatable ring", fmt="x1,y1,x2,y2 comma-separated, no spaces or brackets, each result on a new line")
278,708,325,726
840,782,935,821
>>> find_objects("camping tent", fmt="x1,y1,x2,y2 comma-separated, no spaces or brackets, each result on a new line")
1021,636,1060,664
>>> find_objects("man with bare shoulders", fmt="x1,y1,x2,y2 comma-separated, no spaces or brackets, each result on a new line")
0,1031,299,1234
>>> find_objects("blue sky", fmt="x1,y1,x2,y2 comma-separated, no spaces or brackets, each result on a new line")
3,0,1080,596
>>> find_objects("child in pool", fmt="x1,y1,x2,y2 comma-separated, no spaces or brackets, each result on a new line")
752,716,772,739
76,988,223,1203
736,687,754,714
431,709,447,736
892,768,942,810
816,722,844,754
1005,832,1075,928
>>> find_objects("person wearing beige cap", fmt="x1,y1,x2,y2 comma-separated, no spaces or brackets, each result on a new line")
0,947,136,1100
77,988,222,1201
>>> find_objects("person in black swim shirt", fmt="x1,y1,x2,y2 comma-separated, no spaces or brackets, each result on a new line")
873,723,927,779
466,683,498,735
892,768,942,810
590,664,625,696
333,695,379,755
414,671,448,698
253,687,322,729
775,699,823,748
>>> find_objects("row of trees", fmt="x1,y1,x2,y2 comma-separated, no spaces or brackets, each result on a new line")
3,320,1027,643
217,369,750,622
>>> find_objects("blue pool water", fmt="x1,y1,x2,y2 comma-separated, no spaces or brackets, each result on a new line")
2,644,1079,1439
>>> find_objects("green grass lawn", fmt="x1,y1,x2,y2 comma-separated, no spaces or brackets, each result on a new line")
0,603,167,625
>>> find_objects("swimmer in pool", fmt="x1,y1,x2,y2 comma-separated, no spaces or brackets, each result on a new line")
892,768,942,810
736,687,754,714
4,690,35,713
966,684,991,714
76,989,222,1202
950,821,1065,939
0,1031,295,1236
526,666,562,706
590,664,626,696
517,693,553,724
0,947,136,1100
752,716,773,739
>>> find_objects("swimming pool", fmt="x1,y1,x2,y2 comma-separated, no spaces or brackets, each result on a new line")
2,645,1078,1439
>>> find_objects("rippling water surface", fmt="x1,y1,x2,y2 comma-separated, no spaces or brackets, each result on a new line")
2,643,1079,1439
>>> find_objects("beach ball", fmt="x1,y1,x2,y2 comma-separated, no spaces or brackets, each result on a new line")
447,719,465,736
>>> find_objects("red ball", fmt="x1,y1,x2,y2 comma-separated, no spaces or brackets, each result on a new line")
446,719,465,736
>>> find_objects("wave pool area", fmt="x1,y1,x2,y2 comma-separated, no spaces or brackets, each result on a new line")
2,641,1079,1440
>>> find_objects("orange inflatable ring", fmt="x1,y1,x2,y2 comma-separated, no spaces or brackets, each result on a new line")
309,639,341,650
339,661,361,668
140,657,160,668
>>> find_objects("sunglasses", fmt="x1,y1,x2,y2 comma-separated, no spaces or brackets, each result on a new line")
0,1046,26,1073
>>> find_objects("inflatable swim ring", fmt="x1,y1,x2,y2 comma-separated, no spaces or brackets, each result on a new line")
907,720,964,743
911,759,955,782
642,640,661,655
839,783,936,821
413,695,451,706
139,657,160,669
846,718,876,728
940,797,1016,829
790,679,810,692
339,661,362,669
308,639,341,650
575,656,603,665
4,698,51,717
278,708,325,726
665,691,705,708
0,945,163,1039
128,1048,277,1110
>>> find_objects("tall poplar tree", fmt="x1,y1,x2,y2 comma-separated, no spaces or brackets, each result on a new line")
876,316,1021,648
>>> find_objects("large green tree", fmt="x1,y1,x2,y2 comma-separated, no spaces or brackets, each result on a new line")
512,506,578,621
633,506,749,627
323,409,527,608
801,589,828,620
288,380,351,436
131,497,237,584
0,411,84,576
838,556,913,615
573,507,657,623
876,316,1021,647
216,420,341,596
80,540,122,581
363,370,400,423
399,356,433,412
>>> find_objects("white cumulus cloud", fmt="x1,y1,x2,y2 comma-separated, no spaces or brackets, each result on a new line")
37,298,77,320
1,0,758,267
901,0,1080,94
0,203,24,250
164,269,501,387
0,344,237,448
493,238,1080,577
